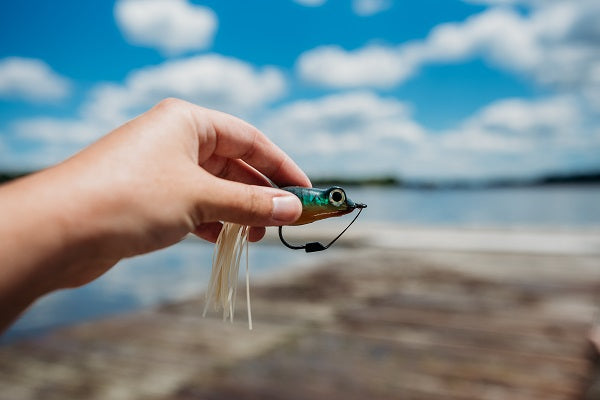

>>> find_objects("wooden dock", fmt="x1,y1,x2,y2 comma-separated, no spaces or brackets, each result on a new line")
1,226,600,399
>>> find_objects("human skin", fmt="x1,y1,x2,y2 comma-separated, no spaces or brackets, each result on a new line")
0,98,310,332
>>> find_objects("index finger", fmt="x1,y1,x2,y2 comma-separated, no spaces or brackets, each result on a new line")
194,106,311,188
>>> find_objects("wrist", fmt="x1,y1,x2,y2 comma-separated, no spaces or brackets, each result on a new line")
0,165,114,295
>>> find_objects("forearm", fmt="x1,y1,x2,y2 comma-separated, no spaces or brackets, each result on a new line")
0,166,105,331
0,100,309,334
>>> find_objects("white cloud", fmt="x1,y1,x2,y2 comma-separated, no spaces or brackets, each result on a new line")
0,57,71,102
462,0,525,4
297,1,600,94
400,95,594,179
293,0,393,15
261,91,425,175
263,91,423,148
83,54,286,124
4,85,598,178
293,0,327,6
584,62,600,111
352,0,392,16
463,96,580,136
297,45,416,88
1,55,286,169
13,117,108,145
419,8,540,69
462,0,546,5
260,91,596,180
436,96,582,157
0,118,112,169
115,0,217,55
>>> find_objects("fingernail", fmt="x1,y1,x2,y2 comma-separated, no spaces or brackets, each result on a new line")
272,195,301,223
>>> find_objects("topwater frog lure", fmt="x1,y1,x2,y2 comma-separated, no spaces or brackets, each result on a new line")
278,186,367,252
204,185,366,329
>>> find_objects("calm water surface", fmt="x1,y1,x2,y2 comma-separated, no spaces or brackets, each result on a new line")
4,185,599,342
350,185,600,227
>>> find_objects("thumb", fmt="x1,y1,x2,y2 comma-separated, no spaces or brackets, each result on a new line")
197,178,302,226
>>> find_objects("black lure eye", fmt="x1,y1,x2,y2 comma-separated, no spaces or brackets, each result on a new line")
329,189,345,206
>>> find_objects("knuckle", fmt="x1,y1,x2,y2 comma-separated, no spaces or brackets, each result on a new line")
154,97,187,115
246,186,268,220
217,159,233,180
192,201,207,225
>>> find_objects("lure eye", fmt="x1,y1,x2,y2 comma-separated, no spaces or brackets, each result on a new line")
329,188,346,207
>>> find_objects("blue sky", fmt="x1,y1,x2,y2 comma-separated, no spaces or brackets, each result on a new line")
0,0,599,180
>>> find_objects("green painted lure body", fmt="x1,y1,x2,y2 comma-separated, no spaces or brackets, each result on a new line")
282,186,363,225
279,186,367,252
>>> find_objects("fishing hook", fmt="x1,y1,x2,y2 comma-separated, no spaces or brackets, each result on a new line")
278,204,366,253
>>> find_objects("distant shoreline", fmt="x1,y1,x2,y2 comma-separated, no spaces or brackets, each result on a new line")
312,170,600,189
2,169,600,189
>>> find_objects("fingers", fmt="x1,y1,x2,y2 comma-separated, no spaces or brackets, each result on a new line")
194,223,265,243
248,227,266,242
193,222,223,243
201,155,272,187
192,106,311,188
196,177,302,227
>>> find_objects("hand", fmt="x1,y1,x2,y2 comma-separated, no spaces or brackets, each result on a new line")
72,97,309,248
0,98,310,330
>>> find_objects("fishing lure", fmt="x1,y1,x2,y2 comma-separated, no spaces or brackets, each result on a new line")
279,186,367,252
204,186,366,329
203,223,251,327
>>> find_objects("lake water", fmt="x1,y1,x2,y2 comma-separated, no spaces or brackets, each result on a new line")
349,185,600,228
3,185,600,343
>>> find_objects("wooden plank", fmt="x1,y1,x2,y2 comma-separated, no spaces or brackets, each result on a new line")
0,245,598,400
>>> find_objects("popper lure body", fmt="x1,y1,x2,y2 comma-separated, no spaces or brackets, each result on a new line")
279,186,367,252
